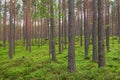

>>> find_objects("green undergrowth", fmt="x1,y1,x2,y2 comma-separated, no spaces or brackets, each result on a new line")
0,38,120,80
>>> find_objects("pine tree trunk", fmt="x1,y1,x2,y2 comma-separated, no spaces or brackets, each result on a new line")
13,0,16,54
58,0,62,53
9,0,13,59
98,0,105,67
3,0,7,49
84,0,89,59
50,0,56,61
118,0,120,43
105,0,110,51
0,0,1,41
68,0,76,72
92,0,98,62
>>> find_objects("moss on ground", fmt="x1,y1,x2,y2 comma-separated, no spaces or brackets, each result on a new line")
0,38,120,80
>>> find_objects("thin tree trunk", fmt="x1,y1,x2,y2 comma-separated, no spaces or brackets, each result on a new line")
63,0,67,49
3,0,7,49
84,0,89,59
80,1,83,46
118,0,120,43
13,0,16,54
0,0,1,41
58,0,62,53
105,0,110,51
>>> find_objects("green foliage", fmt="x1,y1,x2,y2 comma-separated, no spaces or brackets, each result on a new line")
0,38,120,80
33,0,63,20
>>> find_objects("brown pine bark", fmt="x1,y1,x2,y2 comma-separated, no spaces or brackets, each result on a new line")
13,0,16,54
50,0,56,61
118,0,120,43
0,0,1,41
28,0,31,52
68,0,76,72
3,0,7,49
77,0,83,46
105,0,110,51
23,2,26,46
58,0,62,53
80,1,83,46
92,0,98,62
40,19,43,46
84,0,89,59
24,0,31,52
9,0,13,59
25,0,29,50
63,0,67,49
98,0,106,67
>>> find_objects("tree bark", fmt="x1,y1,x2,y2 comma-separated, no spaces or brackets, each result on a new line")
98,0,105,67
118,0,120,43
3,0,7,49
105,0,110,51
0,0,1,41
92,0,98,62
9,0,13,59
50,0,56,61
84,0,89,59
58,0,62,53
68,0,76,72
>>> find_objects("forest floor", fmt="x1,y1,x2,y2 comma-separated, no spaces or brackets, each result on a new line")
0,37,120,80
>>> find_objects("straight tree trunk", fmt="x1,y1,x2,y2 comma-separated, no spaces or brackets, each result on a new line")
25,0,31,52
13,0,16,54
3,0,7,49
25,0,29,51
9,0,13,59
23,2,26,46
50,0,56,61
111,4,114,45
78,0,83,46
105,0,110,51
63,0,67,49
58,0,62,53
28,0,31,52
40,19,43,46
68,0,76,72
0,0,1,41
80,1,83,46
84,0,89,59
38,18,41,46
92,0,98,62
98,0,105,67
118,0,120,43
